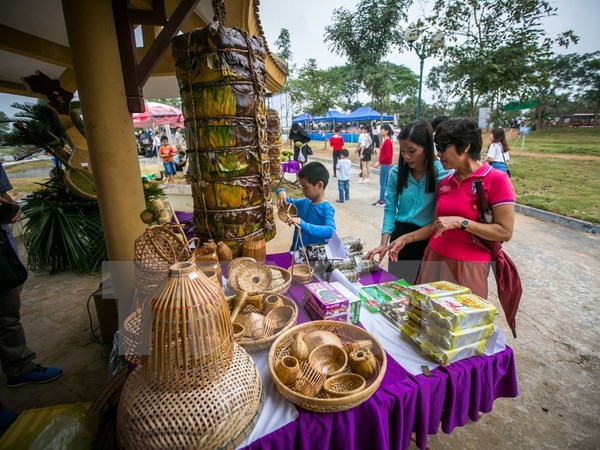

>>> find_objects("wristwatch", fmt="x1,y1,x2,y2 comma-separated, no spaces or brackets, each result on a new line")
460,218,469,230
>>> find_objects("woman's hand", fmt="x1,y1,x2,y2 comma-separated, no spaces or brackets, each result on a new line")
386,234,412,261
365,245,387,264
432,216,463,238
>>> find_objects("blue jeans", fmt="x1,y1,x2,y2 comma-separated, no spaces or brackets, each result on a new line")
163,161,177,175
490,162,507,173
378,164,392,202
338,180,350,202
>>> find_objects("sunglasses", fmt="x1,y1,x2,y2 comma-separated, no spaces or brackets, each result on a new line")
435,142,453,154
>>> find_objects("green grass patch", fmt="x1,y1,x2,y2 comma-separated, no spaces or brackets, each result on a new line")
513,128,600,156
3,160,54,173
510,156,600,223
8,177,50,199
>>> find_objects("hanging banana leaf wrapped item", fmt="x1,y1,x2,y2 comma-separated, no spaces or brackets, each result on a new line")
172,23,275,255
267,109,282,182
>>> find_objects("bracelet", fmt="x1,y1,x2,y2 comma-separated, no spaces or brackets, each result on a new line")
410,234,415,243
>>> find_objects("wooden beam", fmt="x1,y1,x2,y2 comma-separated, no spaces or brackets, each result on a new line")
0,24,73,69
137,0,201,86
129,0,166,24
0,80,44,98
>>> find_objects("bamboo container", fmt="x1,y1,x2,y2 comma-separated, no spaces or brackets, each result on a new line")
241,231,267,263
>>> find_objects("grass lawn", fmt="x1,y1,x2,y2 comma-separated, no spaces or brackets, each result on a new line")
510,156,600,223
512,128,600,156
3,159,54,173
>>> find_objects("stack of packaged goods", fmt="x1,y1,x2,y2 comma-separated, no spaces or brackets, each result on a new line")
358,279,411,314
303,281,362,324
400,281,498,365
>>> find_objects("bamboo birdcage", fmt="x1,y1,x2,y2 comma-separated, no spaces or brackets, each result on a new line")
266,108,282,182
172,23,276,256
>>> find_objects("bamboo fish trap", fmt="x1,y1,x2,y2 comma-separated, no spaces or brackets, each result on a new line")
172,23,276,256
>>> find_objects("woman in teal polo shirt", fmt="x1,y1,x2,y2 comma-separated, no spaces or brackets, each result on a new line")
366,121,450,283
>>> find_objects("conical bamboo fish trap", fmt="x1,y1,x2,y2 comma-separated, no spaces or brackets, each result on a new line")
267,108,282,182
141,262,233,391
172,23,276,256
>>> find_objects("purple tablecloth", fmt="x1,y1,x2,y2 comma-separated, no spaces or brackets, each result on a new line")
282,160,301,174
242,253,519,450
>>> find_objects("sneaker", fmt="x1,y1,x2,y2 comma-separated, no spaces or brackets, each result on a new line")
358,179,364,184
376,201,386,206
336,199,344,203
0,407,17,430
364,178,370,183
6,365,63,388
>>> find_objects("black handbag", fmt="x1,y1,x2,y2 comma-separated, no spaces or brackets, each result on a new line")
0,227,28,293
304,145,313,156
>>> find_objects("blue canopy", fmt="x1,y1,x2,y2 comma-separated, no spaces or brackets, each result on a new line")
345,107,393,122
292,113,313,123
312,110,347,122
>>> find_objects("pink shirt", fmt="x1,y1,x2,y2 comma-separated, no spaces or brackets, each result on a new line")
429,164,516,262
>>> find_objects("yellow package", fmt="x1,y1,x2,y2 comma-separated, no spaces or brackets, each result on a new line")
398,318,421,343
418,335,487,366
422,320,494,350
427,293,497,331
408,281,471,309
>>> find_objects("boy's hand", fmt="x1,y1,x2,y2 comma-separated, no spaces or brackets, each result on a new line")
276,191,288,208
286,216,301,228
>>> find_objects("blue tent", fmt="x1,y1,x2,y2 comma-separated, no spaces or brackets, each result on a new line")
312,110,347,122
292,113,313,123
345,107,393,122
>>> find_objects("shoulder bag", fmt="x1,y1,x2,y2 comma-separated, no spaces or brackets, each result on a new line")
0,227,28,292
500,146,511,177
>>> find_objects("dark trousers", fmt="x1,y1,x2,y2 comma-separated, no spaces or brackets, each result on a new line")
332,151,341,176
0,285,36,378
387,222,429,284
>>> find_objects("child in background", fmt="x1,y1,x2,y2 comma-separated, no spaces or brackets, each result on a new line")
372,124,395,206
276,162,336,251
158,136,176,185
329,126,345,177
175,149,187,172
335,149,351,203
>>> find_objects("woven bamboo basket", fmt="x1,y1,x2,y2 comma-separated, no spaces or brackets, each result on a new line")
228,262,291,295
234,294,298,352
266,108,282,182
268,321,387,412
117,344,263,450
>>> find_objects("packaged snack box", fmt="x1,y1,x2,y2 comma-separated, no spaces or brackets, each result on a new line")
417,334,487,366
398,317,422,343
421,319,495,350
379,298,409,328
408,281,471,308
330,282,361,324
377,279,411,299
426,293,497,331
303,282,349,318
304,299,347,322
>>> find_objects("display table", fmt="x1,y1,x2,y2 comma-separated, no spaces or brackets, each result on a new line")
240,252,519,450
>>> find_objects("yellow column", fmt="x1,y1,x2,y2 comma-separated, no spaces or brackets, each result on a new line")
62,0,146,296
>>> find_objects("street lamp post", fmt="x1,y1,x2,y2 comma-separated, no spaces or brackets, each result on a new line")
403,25,444,121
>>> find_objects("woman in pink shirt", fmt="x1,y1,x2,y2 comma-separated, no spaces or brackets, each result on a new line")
329,126,345,177
417,118,516,298
372,124,394,206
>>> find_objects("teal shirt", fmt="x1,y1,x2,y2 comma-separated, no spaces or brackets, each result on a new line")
382,160,451,234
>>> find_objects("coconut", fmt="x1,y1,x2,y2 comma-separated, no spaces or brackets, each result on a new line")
140,209,155,224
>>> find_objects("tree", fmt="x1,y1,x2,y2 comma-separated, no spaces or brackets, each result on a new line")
286,60,342,115
324,0,413,74
426,0,578,118
362,62,418,118
0,111,10,142
274,28,292,63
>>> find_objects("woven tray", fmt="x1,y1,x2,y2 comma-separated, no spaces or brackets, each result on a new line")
234,294,298,352
268,321,387,412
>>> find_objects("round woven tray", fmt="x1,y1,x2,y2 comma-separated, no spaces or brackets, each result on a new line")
268,321,387,412
234,294,298,352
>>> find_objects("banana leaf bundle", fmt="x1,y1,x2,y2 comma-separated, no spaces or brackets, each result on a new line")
266,109,282,181
172,23,275,254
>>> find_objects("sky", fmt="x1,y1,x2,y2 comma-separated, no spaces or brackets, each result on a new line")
0,0,598,116
258,0,600,105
